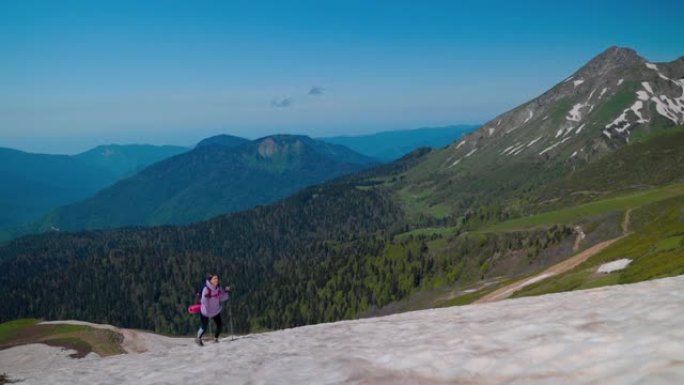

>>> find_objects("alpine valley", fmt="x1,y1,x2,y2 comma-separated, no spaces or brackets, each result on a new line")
1,46,683,341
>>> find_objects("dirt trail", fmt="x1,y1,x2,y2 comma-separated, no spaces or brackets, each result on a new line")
474,236,624,304
476,209,634,304
573,226,586,251
622,208,632,234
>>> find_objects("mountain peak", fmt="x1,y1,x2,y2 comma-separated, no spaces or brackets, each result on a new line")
598,46,641,60
257,134,313,144
197,134,249,148
577,46,643,77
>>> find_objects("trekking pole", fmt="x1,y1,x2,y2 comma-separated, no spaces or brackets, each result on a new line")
228,297,235,341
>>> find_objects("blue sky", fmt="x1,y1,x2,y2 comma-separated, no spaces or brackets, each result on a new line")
1,0,682,154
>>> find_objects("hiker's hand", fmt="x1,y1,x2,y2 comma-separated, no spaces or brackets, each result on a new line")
224,286,232,293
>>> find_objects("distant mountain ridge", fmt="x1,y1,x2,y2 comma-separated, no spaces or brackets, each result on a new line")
38,134,378,231
0,145,188,228
320,125,477,160
0,126,479,241
0,144,187,229
73,144,189,179
0,147,112,228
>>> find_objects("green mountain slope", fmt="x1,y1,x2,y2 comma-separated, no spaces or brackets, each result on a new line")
510,193,684,299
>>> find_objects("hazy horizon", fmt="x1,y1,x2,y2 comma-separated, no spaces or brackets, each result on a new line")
0,123,480,156
2,0,682,154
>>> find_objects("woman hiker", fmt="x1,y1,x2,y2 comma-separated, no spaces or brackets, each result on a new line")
196,273,231,346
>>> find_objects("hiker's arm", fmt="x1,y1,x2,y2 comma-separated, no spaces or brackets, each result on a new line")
220,287,231,302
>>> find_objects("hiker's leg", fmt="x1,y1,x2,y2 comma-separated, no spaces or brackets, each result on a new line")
213,314,223,339
198,314,209,338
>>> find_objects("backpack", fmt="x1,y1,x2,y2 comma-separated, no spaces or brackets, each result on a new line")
195,282,208,304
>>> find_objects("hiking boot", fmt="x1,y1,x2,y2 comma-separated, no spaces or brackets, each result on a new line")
196,337,204,346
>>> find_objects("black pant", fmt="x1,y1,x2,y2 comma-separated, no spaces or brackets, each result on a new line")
198,314,222,339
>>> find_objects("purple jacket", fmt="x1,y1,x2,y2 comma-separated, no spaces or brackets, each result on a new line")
200,280,230,318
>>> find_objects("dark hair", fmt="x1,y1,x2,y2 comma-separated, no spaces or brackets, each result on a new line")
207,273,219,281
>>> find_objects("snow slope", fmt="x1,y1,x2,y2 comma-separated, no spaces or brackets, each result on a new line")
3,275,684,385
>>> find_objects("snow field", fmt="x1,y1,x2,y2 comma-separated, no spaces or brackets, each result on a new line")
3,276,683,385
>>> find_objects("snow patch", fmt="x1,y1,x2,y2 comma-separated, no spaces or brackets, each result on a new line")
556,128,564,138
587,88,597,100
512,146,527,156
570,151,578,158
539,142,560,156
617,78,624,86
605,85,659,134
642,81,654,94
503,142,525,156
449,147,477,167
647,75,684,125
488,127,496,136
573,79,584,87
603,130,612,139
527,136,543,147
456,140,466,149
563,126,575,136
645,62,658,71
505,124,521,134
523,110,534,124
597,258,632,273
501,143,517,155
630,100,648,123
652,95,683,124
598,87,608,99
567,103,586,122
567,89,597,122
605,110,630,133
664,95,683,112
575,123,586,135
